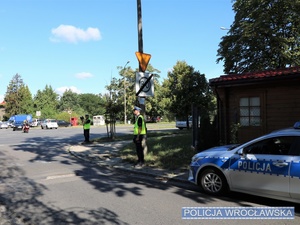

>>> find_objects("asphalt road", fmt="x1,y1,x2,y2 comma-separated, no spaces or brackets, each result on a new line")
0,126,299,225
0,125,131,145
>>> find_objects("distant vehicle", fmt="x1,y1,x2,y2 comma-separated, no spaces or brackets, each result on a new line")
23,123,30,133
30,118,42,127
6,121,13,128
41,119,58,129
175,116,192,130
8,114,32,126
12,121,24,131
0,121,9,129
146,116,161,123
57,120,71,127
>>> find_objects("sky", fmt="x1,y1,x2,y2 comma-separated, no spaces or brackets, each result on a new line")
0,0,235,103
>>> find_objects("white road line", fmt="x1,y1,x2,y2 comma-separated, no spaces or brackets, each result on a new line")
46,173,76,180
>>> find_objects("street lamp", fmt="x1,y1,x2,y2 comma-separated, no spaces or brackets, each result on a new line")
123,61,130,124
220,26,230,30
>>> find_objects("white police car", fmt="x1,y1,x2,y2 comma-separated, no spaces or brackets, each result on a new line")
189,123,300,203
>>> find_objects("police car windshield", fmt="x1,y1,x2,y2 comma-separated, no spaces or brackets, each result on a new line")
228,144,241,150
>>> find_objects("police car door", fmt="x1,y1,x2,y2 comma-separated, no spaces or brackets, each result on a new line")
228,136,293,198
288,137,300,201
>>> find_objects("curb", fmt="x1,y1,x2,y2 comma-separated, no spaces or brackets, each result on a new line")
67,145,189,185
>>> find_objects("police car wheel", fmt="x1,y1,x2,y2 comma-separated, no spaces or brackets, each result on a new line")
199,168,228,195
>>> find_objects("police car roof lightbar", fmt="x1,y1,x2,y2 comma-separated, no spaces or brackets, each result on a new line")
293,121,300,129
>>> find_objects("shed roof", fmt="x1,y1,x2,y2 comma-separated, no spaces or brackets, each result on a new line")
209,66,300,86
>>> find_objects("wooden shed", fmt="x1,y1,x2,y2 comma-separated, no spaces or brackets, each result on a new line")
209,66,300,144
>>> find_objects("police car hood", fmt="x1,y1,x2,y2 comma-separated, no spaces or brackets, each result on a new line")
195,144,240,157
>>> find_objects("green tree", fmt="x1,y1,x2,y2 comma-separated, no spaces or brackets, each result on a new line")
142,64,163,121
163,61,213,123
217,0,300,74
4,73,33,118
118,65,136,122
58,89,81,113
18,85,34,114
156,82,173,121
114,63,162,123
145,81,163,121
33,85,59,118
78,93,106,117
105,77,124,120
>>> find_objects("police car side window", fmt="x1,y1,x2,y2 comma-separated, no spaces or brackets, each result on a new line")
289,136,300,156
272,136,295,155
244,136,295,155
244,140,266,154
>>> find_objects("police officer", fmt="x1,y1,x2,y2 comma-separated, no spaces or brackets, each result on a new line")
82,114,91,143
133,106,146,168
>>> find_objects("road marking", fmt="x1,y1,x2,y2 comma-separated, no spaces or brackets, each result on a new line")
46,173,76,180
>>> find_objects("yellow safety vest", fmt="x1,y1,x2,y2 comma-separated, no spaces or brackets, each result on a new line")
83,119,91,130
134,115,146,135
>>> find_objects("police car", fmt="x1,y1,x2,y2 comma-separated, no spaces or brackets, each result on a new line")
189,122,300,203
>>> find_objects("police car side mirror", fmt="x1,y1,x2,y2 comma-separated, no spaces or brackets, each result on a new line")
237,149,244,155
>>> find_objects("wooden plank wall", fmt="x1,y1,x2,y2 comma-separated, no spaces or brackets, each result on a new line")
215,80,300,144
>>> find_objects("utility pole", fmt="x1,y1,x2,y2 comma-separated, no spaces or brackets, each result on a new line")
137,0,144,111
137,0,148,154
137,0,143,57
137,0,145,110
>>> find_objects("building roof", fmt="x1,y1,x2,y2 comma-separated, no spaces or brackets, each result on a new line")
209,66,300,86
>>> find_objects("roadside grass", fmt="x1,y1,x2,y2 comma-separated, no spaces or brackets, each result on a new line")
120,132,196,170
92,123,197,171
119,130,196,171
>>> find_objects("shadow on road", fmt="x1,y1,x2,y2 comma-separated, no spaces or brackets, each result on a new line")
0,133,132,224
1,131,299,224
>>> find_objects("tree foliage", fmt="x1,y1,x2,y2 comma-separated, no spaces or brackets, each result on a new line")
217,0,300,74
33,85,59,118
4,73,33,118
58,89,80,112
117,65,136,121
78,93,105,116
162,61,213,121
18,85,34,114
105,77,123,118
143,64,163,120
105,63,164,122
3,60,215,128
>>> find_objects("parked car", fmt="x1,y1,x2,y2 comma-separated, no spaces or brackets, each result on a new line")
189,122,300,203
41,119,58,129
30,118,42,127
57,120,71,127
0,121,9,129
146,116,161,123
6,121,13,128
176,116,192,129
11,121,24,131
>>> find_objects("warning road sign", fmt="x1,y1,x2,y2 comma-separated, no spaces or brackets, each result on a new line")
135,52,151,72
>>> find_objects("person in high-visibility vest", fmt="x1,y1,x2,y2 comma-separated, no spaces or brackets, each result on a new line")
82,114,91,143
133,106,146,168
